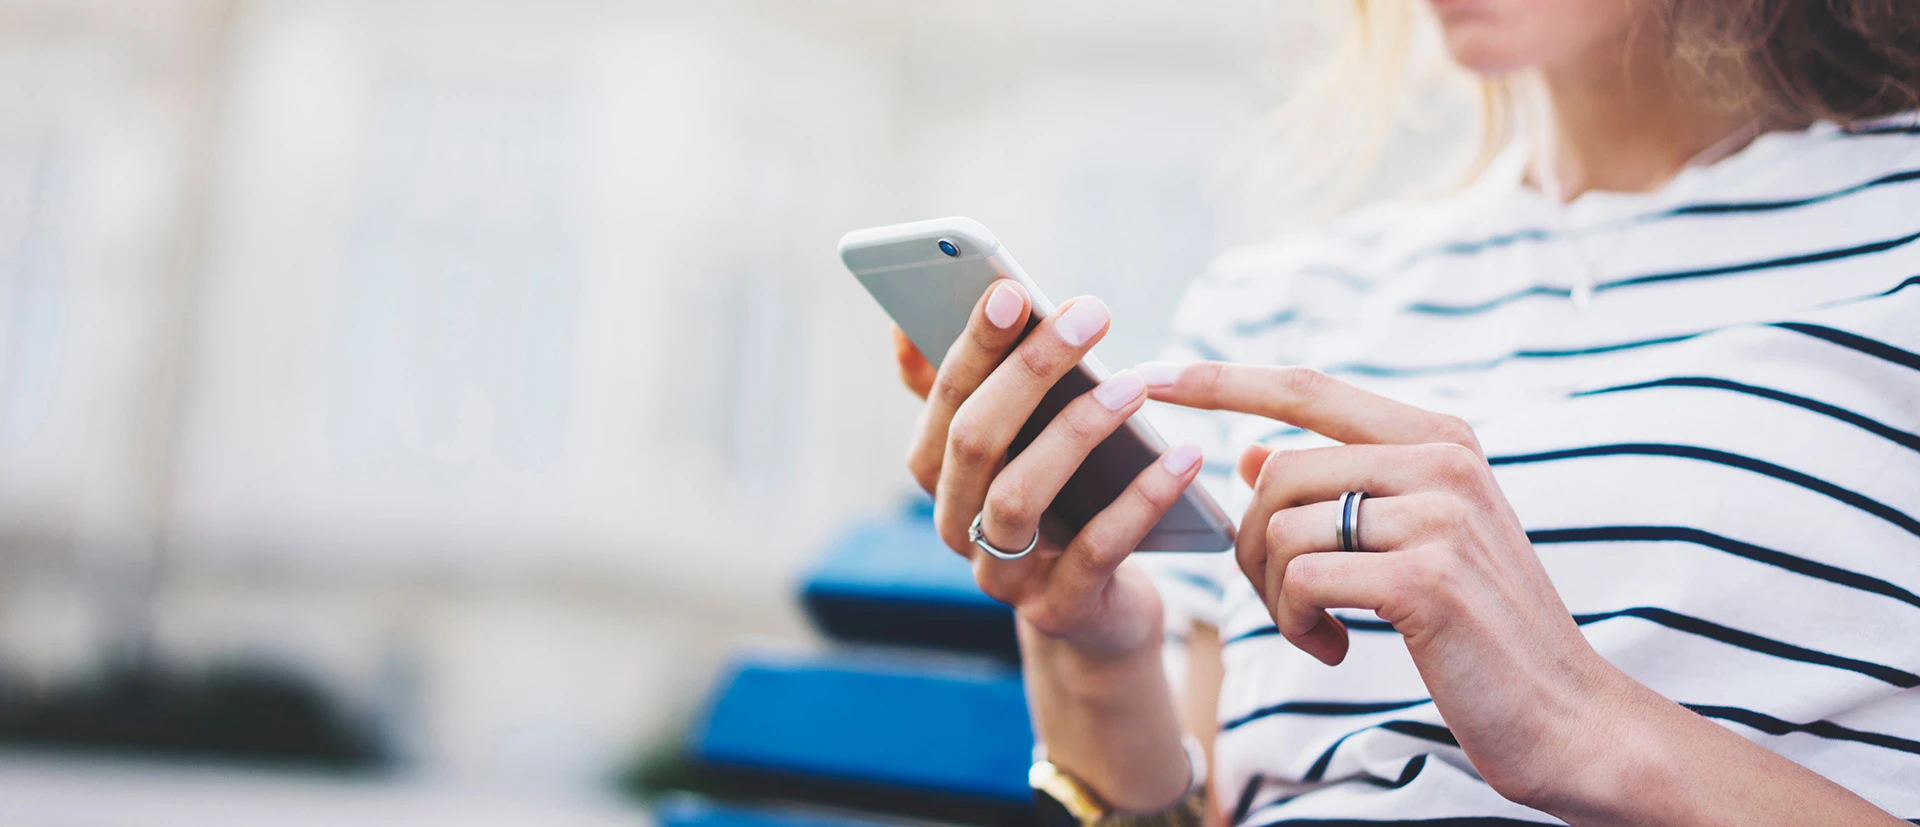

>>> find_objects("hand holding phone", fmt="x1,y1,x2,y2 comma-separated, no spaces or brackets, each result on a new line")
839,217,1233,554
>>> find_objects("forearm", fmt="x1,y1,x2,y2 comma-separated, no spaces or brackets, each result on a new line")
1020,616,1192,813
1547,670,1904,826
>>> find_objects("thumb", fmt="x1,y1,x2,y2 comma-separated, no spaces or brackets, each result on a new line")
1237,443,1271,488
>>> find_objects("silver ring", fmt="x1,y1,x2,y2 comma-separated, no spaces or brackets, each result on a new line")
1338,491,1368,552
970,511,1040,560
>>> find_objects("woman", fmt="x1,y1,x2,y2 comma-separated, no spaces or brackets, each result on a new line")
894,0,1918,824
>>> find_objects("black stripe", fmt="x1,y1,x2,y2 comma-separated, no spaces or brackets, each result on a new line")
1226,626,1282,645
1303,727,1368,782
1570,607,1919,688
1866,273,1920,299
1257,819,1555,827
1231,307,1299,337
1245,699,1919,793
1220,698,1434,733
1529,526,1920,612
1234,603,1918,687
1668,169,1920,216
1160,568,1227,599
1686,704,1920,756
1573,377,1920,453
1843,124,1920,136
1403,227,1920,317
1391,167,1920,271
1229,773,1266,826
1773,322,1920,372
1326,330,1706,378
1200,270,1919,378
1305,725,1451,782
1360,754,1429,789
1216,170,1920,334
1177,334,1229,361
1489,443,1920,538
1379,720,1457,746
1235,755,1433,821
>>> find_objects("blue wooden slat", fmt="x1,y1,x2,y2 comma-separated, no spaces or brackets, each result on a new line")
655,796,895,827
804,515,998,609
691,653,1033,803
801,510,1016,658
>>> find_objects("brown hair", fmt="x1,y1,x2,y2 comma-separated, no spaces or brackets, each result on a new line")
1669,0,1920,125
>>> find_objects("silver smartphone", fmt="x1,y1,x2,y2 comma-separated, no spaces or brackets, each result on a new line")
838,216,1233,552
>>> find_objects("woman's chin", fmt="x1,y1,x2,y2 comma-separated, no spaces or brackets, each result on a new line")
1439,28,1543,76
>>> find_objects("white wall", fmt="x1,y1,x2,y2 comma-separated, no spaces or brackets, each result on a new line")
0,0,1397,793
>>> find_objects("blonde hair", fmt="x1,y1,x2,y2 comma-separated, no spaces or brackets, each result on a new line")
1244,0,1507,231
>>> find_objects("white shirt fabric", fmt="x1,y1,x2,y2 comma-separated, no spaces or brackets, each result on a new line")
1137,114,1920,824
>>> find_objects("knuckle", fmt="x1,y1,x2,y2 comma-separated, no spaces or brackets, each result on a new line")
1278,366,1330,402
946,421,995,466
972,568,1016,605
1135,472,1182,510
929,374,971,412
1430,414,1482,452
1265,510,1294,552
966,315,1010,352
1190,361,1226,396
1020,602,1070,637
1422,441,1486,486
1068,536,1117,577
1013,341,1058,384
984,480,1035,527
936,518,970,556
1282,553,1320,592
907,456,937,494
1055,405,1110,446
1253,447,1308,498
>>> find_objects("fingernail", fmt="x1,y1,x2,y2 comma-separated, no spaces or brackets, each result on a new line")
1054,298,1110,347
984,282,1024,329
1162,441,1203,474
1134,361,1184,388
1092,370,1145,410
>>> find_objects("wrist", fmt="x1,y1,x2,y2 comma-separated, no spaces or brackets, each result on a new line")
1019,616,1191,814
1525,661,1692,825
1018,612,1166,695
1017,562,1166,663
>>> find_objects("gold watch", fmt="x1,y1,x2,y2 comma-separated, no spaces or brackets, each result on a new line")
1029,736,1209,827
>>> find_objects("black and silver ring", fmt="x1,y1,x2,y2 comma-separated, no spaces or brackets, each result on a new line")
1338,491,1368,552
970,511,1040,560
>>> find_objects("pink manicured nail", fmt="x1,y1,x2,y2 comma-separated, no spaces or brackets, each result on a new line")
984,282,1025,329
1162,441,1202,474
1092,370,1145,410
1134,361,1184,387
1054,298,1110,347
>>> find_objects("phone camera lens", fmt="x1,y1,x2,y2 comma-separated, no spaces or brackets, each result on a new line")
937,238,960,257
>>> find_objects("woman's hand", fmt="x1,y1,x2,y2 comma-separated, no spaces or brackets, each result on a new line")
895,283,1207,660
894,289,1208,813
1140,360,1633,807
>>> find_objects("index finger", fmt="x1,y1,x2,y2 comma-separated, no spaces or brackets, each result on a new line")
894,326,936,400
1136,361,1479,451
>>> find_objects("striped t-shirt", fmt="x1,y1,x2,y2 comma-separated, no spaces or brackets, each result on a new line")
1137,115,1920,824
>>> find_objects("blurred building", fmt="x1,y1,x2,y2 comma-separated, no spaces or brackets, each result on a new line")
0,0,1353,795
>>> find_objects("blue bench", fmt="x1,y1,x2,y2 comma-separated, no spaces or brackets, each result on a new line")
669,499,1038,826
800,503,1017,661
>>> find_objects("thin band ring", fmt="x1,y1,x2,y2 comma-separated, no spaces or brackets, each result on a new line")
970,511,1040,560
1338,491,1368,552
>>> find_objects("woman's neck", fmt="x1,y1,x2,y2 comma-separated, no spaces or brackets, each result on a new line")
1534,27,1764,200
